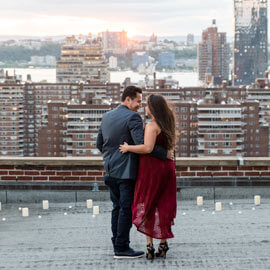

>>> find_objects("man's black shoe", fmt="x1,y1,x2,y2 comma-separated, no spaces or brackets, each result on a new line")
114,248,144,259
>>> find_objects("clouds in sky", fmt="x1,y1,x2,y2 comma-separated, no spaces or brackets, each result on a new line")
0,0,237,36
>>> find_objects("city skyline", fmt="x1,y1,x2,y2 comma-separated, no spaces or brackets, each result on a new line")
1,0,238,37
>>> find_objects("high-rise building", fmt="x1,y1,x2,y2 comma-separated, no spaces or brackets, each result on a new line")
38,101,112,157
198,20,229,85
186,34,194,46
56,36,109,83
24,83,80,156
109,56,118,69
0,82,24,156
233,0,268,86
150,33,157,43
101,30,128,54
37,82,120,157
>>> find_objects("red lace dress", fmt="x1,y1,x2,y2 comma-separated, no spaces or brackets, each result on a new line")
132,133,177,239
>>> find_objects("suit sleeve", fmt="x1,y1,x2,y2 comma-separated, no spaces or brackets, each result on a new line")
128,113,167,160
96,126,103,153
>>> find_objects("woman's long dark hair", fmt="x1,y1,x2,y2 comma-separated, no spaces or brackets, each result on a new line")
147,94,176,150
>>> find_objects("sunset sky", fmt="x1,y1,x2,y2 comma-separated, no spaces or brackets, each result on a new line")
0,0,257,37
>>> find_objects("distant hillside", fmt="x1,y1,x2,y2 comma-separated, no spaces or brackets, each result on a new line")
0,43,61,62
0,35,66,41
131,35,233,43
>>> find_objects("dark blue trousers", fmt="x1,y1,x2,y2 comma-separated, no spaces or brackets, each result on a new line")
104,176,135,252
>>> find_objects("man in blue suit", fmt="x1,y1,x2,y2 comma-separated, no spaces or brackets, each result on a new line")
96,86,169,259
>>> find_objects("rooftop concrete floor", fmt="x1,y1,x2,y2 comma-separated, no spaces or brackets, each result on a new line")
0,199,270,270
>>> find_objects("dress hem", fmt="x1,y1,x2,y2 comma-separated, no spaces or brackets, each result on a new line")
133,224,174,239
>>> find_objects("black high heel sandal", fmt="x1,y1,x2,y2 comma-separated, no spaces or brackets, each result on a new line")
146,243,155,260
155,241,169,258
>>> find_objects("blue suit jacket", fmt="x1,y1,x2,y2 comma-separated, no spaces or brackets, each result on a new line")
96,105,167,180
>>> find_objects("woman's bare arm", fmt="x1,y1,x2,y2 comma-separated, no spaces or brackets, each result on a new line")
119,122,159,154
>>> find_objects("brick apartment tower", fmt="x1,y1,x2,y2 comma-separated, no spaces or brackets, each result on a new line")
0,80,24,156
198,20,229,85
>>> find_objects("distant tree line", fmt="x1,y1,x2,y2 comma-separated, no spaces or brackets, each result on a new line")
148,48,197,60
0,43,61,62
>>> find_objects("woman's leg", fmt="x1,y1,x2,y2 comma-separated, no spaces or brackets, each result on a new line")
156,239,169,258
146,236,153,245
146,236,154,259
160,238,167,244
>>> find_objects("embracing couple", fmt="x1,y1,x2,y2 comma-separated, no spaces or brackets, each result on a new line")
96,86,177,260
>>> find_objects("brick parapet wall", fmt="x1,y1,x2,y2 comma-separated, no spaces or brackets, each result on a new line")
1,157,270,188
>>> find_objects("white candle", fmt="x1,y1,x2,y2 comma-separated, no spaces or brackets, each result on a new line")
0,202,1,211
86,199,93,208
42,200,49,210
254,195,261,206
93,206,99,215
215,202,222,211
197,196,203,206
22,208,29,217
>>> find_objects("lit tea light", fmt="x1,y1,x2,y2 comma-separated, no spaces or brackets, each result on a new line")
254,195,261,206
182,212,186,216
229,202,233,206
22,208,29,217
86,199,93,208
202,209,206,212
38,215,42,219
42,200,49,210
238,211,242,214
69,206,72,209
252,207,255,211
197,196,203,206
215,202,222,211
93,206,99,215
212,211,215,215
64,212,67,216
2,218,6,221
18,207,22,211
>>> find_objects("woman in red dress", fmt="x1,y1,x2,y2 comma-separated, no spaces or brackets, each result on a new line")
119,94,177,260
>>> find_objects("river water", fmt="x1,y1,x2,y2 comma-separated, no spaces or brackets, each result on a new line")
3,68,198,86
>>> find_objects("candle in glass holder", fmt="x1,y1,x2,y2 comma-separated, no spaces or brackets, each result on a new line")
215,202,222,211
22,208,29,217
197,196,203,206
86,199,93,208
254,195,261,206
93,206,99,215
42,200,49,210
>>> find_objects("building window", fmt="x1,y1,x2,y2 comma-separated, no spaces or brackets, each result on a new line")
209,134,217,139
208,149,218,154
181,107,187,113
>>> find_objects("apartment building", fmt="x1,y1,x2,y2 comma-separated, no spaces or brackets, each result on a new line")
38,101,112,157
56,36,109,83
0,82,24,156
198,20,229,85
101,30,128,54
